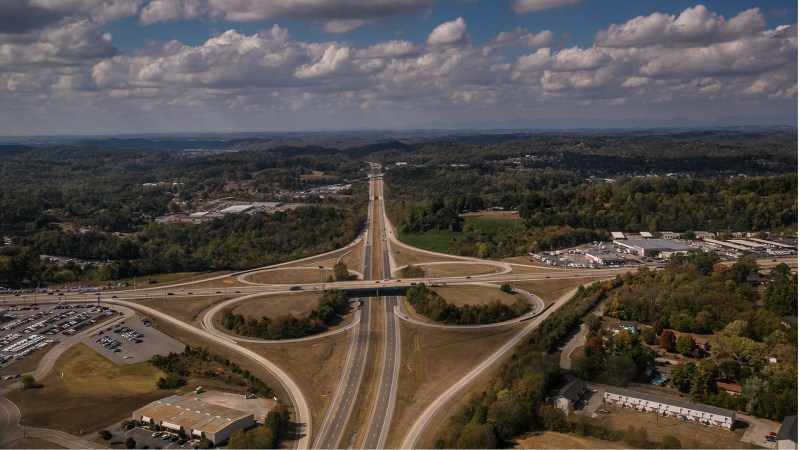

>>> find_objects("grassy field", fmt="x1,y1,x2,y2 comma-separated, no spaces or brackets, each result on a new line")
4,438,65,448
423,262,500,277
281,241,363,272
386,321,520,448
13,343,166,435
512,278,592,304
230,292,321,320
600,404,751,449
242,328,351,433
398,230,461,254
463,214,522,233
135,295,226,324
514,431,632,449
247,268,335,284
431,285,524,307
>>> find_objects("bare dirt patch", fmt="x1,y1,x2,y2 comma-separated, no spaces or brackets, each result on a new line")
431,285,524,307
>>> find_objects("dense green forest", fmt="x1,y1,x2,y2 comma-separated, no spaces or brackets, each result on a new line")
591,256,798,420
0,129,795,287
384,167,796,259
405,284,530,324
220,290,349,340
437,255,797,447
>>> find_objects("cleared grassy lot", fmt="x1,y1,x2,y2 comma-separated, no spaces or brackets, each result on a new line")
13,343,166,435
246,268,336,285
229,292,321,320
136,295,225,324
398,230,460,254
431,285,524,307
512,278,593,304
421,262,500,277
600,404,751,449
242,329,351,432
463,214,522,233
4,437,65,448
514,431,632,449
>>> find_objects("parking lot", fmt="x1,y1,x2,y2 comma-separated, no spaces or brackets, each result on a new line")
83,314,185,365
108,423,199,449
0,302,117,371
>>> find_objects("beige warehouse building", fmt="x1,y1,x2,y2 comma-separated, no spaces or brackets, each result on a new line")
133,395,254,445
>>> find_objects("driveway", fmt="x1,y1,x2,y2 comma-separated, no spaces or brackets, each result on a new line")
739,413,781,448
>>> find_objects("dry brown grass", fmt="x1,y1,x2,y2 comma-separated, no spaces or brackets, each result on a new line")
246,268,335,285
242,329,352,434
13,343,166,435
512,278,593,304
421,262,500,277
431,285,524,307
391,245,463,268
3,437,66,448
281,243,364,273
600,404,750,449
299,171,338,182
230,292,321,320
514,431,632,449
460,211,520,219
134,295,226,324
386,321,520,448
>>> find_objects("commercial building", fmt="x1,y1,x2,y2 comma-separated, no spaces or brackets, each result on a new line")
614,239,695,257
777,415,798,449
585,252,626,266
220,205,254,214
694,231,716,239
639,231,653,239
604,387,735,430
659,231,681,240
611,232,626,240
555,379,586,414
133,395,255,445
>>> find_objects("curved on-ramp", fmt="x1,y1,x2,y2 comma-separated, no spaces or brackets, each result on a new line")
399,287,580,449
104,298,312,449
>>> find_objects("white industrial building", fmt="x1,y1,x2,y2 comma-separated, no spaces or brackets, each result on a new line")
614,239,695,257
133,395,255,445
604,387,735,430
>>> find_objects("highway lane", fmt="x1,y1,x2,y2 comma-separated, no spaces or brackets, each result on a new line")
361,169,402,449
312,297,371,449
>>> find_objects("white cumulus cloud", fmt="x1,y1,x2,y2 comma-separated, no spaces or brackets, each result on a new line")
427,17,468,47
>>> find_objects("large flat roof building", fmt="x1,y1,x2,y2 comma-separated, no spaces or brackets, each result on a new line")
614,239,695,257
133,395,254,445
777,415,798,449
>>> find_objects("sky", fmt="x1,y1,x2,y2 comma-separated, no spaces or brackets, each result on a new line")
0,0,796,135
